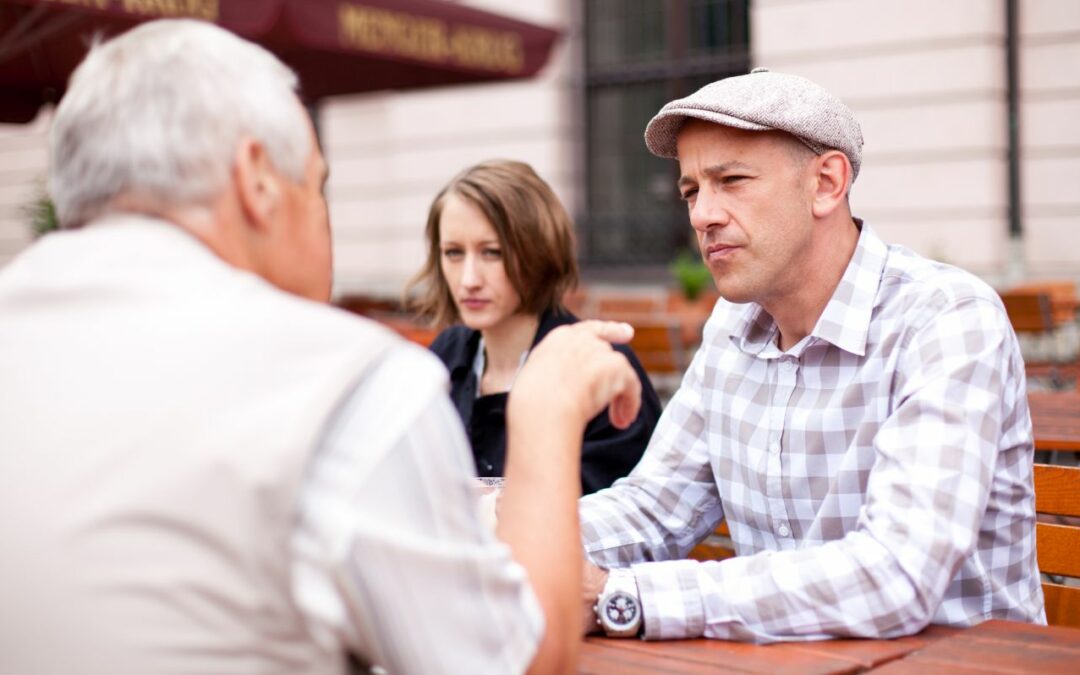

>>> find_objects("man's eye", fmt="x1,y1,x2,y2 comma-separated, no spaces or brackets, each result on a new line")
680,188,698,201
722,175,748,184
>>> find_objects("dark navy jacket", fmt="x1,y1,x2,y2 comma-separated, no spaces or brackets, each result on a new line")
429,309,663,495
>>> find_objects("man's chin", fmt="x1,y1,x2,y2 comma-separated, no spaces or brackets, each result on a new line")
712,280,754,305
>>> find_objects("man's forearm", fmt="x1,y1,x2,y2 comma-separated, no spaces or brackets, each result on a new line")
499,403,584,673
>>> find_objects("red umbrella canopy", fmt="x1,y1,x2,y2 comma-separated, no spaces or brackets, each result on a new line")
0,0,560,123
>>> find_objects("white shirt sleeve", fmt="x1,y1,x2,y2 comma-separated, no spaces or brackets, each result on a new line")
290,343,544,674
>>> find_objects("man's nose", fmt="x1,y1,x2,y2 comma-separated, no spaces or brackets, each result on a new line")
689,192,730,233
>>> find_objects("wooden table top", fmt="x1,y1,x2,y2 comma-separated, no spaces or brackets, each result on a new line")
1029,390,1080,452
579,620,1080,674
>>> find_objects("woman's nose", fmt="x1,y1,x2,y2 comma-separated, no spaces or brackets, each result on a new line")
460,254,482,288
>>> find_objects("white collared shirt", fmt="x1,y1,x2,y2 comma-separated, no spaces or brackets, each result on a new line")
292,344,543,672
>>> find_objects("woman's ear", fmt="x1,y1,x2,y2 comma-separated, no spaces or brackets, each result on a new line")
811,150,851,219
233,137,281,233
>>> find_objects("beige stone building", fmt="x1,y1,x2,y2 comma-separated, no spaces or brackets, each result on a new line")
2,0,1077,296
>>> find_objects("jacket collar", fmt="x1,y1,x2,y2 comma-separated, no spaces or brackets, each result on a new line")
446,306,576,382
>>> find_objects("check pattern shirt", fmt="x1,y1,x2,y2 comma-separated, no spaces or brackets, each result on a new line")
580,223,1045,642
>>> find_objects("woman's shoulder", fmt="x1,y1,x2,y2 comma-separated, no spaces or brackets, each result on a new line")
429,324,479,368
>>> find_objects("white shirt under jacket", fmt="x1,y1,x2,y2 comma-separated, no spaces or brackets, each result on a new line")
293,344,544,674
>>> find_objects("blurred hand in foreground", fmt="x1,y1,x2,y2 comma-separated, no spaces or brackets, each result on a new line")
510,321,642,434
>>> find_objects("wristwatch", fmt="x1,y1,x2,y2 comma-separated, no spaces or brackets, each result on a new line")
594,568,642,638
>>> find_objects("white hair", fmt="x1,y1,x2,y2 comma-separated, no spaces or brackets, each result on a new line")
49,19,311,227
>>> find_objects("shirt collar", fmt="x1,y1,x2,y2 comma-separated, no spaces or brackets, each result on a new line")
813,220,887,356
729,220,888,358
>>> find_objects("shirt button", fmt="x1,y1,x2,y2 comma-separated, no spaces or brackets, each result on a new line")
777,524,791,537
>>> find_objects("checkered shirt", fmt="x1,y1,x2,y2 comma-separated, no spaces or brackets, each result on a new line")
580,223,1046,642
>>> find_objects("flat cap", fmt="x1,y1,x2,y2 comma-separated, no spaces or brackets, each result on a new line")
644,68,865,182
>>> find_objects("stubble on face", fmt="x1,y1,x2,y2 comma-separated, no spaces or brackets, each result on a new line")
676,122,818,308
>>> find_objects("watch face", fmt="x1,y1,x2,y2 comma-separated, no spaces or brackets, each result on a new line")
603,591,639,628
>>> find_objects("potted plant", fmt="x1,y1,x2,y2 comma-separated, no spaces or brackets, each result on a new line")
667,251,719,346
669,251,713,301
23,186,59,238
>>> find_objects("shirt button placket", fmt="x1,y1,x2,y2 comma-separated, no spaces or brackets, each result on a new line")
768,356,799,550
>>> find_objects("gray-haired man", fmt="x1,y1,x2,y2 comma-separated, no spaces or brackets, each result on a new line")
581,69,1044,642
0,19,642,674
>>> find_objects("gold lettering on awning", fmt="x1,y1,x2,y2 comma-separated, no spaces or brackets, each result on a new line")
118,0,218,21
339,3,524,74
53,0,111,10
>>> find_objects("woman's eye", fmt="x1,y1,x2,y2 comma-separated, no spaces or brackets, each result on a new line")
442,249,463,260
482,248,502,259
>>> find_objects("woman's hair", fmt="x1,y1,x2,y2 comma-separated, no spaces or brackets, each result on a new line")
407,159,579,327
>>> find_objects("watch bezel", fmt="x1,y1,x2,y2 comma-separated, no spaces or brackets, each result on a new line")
599,589,640,634
596,570,642,638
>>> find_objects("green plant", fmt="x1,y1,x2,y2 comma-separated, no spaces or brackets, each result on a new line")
669,251,712,301
23,186,59,238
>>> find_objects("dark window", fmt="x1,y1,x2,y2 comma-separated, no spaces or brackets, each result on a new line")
580,0,750,271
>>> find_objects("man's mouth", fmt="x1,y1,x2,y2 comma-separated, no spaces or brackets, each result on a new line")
704,244,739,262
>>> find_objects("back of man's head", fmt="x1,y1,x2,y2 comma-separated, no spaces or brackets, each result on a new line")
50,19,311,228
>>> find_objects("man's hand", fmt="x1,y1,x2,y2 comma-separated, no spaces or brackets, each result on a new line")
510,320,642,433
581,561,609,635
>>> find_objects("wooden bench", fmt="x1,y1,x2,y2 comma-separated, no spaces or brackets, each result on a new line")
1034,463,1080,628
688,520,734,561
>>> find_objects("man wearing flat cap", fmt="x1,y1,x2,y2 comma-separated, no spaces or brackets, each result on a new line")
579,69,1045,642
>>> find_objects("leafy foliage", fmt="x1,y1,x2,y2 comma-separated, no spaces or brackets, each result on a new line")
24,187,59,238
669,251,713,300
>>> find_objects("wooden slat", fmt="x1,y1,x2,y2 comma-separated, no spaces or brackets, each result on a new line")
1010,280,1078,326
1035,522,1080,578
1034,464,1080,516
687,541,735,561
595,295,663,319
871,620,1080,674
688,520,734,561
1000,290,1054,333
1043,582,1080,630
627,320,685,374
1032,464,1080,628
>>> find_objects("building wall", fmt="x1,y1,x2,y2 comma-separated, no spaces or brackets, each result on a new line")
1019,0,1080,279
753,0,1011,278
0,0,1075,294
0,0,577,300
323,0,577,298
0,111,50,268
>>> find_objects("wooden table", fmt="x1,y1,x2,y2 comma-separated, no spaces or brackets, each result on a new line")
579,620,1080,674
1029,390,1080,452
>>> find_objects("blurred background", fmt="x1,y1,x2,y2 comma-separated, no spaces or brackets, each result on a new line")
1,0,1078,370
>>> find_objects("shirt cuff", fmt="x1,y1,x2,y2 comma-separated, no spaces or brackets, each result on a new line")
631,559,706,640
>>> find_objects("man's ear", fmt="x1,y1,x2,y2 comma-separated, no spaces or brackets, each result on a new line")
233,137,281,232
810,150,851,218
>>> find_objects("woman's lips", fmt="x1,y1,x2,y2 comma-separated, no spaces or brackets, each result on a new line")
461,298,489,310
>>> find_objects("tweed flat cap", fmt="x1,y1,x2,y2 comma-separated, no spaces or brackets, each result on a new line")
644,67,865,181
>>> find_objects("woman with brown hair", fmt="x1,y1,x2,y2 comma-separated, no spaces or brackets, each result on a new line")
408,159,661,494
